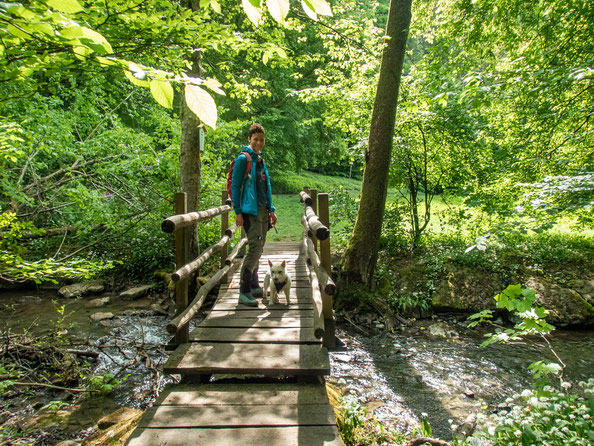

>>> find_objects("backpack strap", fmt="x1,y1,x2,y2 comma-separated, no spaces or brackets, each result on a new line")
241,151,252,179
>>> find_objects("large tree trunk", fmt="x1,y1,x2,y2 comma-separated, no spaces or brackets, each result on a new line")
180,1,202,259
341,0,412,286
180,49,202,215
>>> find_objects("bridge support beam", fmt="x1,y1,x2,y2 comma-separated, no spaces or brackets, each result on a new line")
174,192,190,345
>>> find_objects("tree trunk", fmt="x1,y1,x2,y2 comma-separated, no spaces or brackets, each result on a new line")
341,0,412,286
179,26,202,259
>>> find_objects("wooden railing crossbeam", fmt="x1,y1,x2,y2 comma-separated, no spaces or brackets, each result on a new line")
303,233,335,296
299,191,313,206
172,224,237,282
304,205,329,241
162,203,232,233
225,238,248,265
167,259,241,335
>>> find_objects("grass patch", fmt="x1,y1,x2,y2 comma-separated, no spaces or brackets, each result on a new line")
271,170,363,195
268,194,304,242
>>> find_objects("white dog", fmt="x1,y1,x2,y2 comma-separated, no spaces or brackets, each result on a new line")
263,260,292,305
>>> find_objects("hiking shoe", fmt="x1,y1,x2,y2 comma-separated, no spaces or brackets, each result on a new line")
251,287,263,298
238,293,258,307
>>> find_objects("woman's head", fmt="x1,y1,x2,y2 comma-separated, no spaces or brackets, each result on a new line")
248,123,265,138
247,123,265,153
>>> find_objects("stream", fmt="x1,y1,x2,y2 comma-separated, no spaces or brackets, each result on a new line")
2,289,593,441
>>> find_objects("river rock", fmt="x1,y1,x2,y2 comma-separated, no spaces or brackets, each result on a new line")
526,277,594,326
90,312,114,322
333,354,352,363
428,321,459,338
97,407,141,430
432,264,502,312
568,278,594,306
15,295,42,304
150,303,168,316
58,280,104,298
87,296,111,307
84,408,143,445
119,285,151,300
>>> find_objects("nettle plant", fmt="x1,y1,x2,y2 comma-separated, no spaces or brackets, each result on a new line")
466,285,594,445
468,284,563,380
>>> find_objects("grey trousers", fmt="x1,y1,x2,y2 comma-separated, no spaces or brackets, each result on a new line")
240,206,269,292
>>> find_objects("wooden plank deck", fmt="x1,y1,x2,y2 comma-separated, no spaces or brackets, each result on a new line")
126,242,340,446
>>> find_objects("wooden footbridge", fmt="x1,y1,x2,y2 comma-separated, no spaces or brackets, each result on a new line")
126,190,341,445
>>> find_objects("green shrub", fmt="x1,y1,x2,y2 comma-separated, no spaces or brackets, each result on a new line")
469,380,594,445
337,395,404,446
466,284,594,446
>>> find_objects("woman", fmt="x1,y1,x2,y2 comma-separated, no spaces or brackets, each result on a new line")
230,123,277,306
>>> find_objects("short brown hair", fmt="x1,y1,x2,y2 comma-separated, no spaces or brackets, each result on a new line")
248,123,265,138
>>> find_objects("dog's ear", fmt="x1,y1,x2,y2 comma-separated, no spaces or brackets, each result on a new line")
281,260,286,267
268,260,272,267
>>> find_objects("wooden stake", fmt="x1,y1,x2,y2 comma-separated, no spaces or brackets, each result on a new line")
174,192,189,344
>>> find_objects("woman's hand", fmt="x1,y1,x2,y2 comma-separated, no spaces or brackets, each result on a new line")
270,212,277,226
235,214,244,226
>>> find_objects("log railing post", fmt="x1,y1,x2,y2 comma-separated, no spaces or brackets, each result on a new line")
310,188,318,252
318,193,331,275
174,192,190,344
318,192,334,348
220,190,229,283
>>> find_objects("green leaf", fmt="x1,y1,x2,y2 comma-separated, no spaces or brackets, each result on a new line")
506,284,523,297
46,0,83,14
7,5,38,20
28,22,55,36
420,416,433,437
210,0,221,13
528,361,562,378
587,394,594,413
6,23,30,39
309,0,332,16
522,424,537,445
301,0,317,20
150,79,174,109
79,27,113,54
124,70,149,87
202,78,225,95
95,56,117,67
185,84,217,129
242,0,262,25
59,26,83,39
266,0,289,23
128,62,147,80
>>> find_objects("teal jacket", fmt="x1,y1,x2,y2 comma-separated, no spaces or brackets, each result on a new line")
231,146,275,216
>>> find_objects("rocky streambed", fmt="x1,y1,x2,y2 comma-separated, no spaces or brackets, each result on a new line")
1,284,593,444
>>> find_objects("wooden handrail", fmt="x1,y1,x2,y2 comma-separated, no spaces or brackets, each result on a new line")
305,258,325,341
300,214,313,238
225,237,248,265
167,257,242,334
171,224,237,282
162,203,232,233
304,236,335,295
301,232,324,339
299,191,313,206
304,205,329,241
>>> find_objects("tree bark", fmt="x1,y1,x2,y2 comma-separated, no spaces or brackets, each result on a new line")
341,0,412,286
179,22,202,259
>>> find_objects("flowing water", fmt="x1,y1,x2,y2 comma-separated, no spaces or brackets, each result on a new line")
2,290,593,440
329,318,594,439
